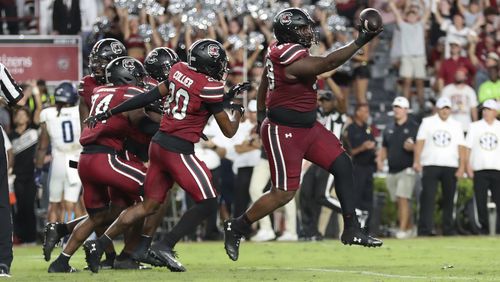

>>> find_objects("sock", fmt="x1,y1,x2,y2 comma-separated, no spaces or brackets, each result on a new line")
57,252,70,265
328,153,357,224
98,234,113,249
56,224,70,236
117,250,131,260
135,235,153,253
163,198,217,248
105,251,116,262
232,214,253,236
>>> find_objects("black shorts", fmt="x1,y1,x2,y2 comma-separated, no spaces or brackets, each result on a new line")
353,65,371,79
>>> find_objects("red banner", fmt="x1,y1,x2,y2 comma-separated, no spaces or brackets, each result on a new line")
0,36,82,83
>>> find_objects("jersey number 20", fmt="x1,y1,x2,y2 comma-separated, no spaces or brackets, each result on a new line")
164,82,190,120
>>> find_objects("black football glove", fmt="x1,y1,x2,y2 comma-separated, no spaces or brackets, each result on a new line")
84,110,112,128
228,102,245,116
354,24,383,47
224,81,251,101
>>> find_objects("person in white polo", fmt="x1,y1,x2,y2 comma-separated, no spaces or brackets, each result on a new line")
413,97,466,236
465,99,500,234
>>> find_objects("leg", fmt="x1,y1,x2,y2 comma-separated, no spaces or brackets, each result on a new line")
418,166,439,236
415,79,425,108
249,159,274,241
490,171,500,234
299,165,319,238
402,78,412,101
233,167,253,218
0,132,13,270
473,171,490,234
440,167,457,235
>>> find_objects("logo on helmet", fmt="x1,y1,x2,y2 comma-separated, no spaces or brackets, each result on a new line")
279,12,293,25
110,42,124,54
207,44,220,59
146,51,158,64
122,58,136,71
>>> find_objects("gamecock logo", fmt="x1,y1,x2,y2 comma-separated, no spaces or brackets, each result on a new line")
146,51,158,64
122,58,136,71
110,42,123,54
208,44,220,58
280,12,293,25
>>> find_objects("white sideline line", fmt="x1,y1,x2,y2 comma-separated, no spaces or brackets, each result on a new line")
238,267,485,281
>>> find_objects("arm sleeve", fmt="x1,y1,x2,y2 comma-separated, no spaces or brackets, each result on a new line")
109,86,162,116
276,44,308,65
416,119,427,141
200,81,224,103
0,63,23,105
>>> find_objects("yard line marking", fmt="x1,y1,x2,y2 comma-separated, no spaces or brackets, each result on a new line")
238,267,483,281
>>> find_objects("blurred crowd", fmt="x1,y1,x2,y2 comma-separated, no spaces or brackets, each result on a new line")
0,0,499,244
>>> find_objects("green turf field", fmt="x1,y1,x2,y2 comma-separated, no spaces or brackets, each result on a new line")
9,237,500,281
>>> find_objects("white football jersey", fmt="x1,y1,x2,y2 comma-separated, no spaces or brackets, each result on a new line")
40,105,82,152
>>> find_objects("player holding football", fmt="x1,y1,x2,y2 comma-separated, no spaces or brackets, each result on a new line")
223,7,384,262
43,38,128,268
82,39,248,273
47,57,159,272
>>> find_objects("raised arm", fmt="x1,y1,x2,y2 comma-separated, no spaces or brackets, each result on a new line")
456,0,467,17
389,0,404,24
421,0,432,24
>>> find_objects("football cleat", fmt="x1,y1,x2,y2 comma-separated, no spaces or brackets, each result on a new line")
341,226,383,247
113,257,151,270
43,223,64,262
223,220,242,261
83,240,104,273
150,243,186,272
47,260,77,273
131,248,166,267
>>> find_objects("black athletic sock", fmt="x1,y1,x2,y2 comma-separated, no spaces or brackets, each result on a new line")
57,252,70,265
163,198,217,248
117,250,131,260
104,251,116,262
328,152,358,229
57,224,70,236
98,234,113,249
135,235,153,254
232,214,253,236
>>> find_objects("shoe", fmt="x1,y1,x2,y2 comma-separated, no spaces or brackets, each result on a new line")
150,243,186,272
395,230,411,239
0,264,11,278
43,223,64,262
83,256,115,271
224,219,242,261
250,229,276,242
83,240,104,273
276,231,298,242
113,257,151,270
47,260,77,273
341,225,383,248
131,248,166,267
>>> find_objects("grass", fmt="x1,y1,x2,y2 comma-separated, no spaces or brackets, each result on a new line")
9,237,500,281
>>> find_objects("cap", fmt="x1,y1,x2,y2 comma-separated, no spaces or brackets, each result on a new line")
318,91,334,101
482,99,499,111
448,37,462,46
248,99,257,112
436,97,452,109
392,96,410,109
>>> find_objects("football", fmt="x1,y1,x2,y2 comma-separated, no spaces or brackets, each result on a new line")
359,8,383,32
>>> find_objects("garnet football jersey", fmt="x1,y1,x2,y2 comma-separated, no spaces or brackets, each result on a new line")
80,85,144,151
265,42,317,112
78,75,101,108
159,62,224,143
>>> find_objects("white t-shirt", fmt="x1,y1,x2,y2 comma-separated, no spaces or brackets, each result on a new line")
417,114,465,167
231,120,261,173
440,84,478,131
465,119,500,171
398,21,426,56
441,20,476,58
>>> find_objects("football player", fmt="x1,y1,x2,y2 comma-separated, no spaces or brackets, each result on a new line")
223,7,384,262
82,39,248,273
35,82,82,231
43,38,127,267
47,57,158,272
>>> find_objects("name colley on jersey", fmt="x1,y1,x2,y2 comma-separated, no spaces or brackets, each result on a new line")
173,71,193,88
